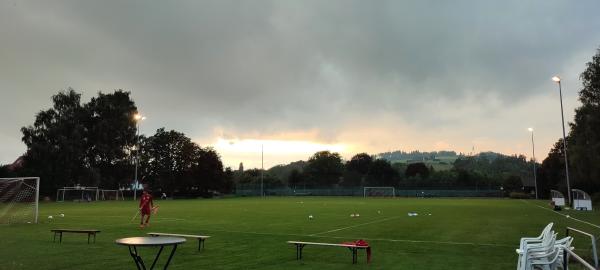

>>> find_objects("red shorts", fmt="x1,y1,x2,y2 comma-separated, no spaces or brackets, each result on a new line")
141,207,151,215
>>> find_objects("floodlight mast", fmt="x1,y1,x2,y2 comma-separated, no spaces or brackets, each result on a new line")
552,76,572,206
261,144,264,198
528,128,538,199
133,113,146,201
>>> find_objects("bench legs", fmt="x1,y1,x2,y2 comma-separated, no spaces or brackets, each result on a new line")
294,244,306,260
348,247,357,264
198,239,206,251
293,245,362,264
53,232,63,243
53,232,97,244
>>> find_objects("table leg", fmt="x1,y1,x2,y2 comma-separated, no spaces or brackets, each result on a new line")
163,244,178,270
88,233,90,244
128,246,146,270
150,246,164,269
53,232,56,242
60,232,63,243
94,233,96,243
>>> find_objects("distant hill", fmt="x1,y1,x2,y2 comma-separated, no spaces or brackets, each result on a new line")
374,150,518,172
375,150,459,163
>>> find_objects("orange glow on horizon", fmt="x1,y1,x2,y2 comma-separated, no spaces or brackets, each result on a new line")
214,138,347,154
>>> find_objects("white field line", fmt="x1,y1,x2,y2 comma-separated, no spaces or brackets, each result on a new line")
520,200,600,230
309,216,401,236
48,215,187,221
199,228,511,247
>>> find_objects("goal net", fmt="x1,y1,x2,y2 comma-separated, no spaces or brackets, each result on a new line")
56,186,99,202
100,189,124,200
364,187,395,198
0,177,40,224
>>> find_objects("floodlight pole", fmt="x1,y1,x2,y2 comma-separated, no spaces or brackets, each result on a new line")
133,113,145,201
529,128,538,199
553,77,572,206
134,122,139,201
261,144,264,198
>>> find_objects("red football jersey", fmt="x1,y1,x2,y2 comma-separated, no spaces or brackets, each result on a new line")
139,193,153,210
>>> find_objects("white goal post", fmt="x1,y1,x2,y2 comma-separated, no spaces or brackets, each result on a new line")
364,186,395,198
0,177,40,224
56,186,99,202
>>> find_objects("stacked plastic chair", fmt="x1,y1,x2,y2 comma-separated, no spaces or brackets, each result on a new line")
516,223,574,270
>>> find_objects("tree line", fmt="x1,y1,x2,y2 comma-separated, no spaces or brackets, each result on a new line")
238,151,535,194
2,46,600,201
1,89,230,197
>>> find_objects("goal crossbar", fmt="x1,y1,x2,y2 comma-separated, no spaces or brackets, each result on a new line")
56,186,99,202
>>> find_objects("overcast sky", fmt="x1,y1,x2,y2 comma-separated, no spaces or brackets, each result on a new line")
1,0,600,169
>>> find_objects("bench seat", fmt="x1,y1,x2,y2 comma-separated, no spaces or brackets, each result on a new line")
148,232,210,251
51,229,100,244
287,241,370,264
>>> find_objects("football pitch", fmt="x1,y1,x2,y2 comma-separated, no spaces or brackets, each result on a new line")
1,197,599,270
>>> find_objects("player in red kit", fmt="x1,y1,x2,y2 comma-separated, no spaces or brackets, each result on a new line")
139,190,154,228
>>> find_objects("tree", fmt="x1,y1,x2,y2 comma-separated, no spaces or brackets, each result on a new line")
538,139,568,197
346,153,373,175
405,162,430,178
566,47,600,194
190,147,225,193
237,169,283,190
503,175,523,193
140,128,200,195
288,169,304,189
82,90,137,188
365,159,399,186
140,129,229,196
304,151,344,187
268,160,307,186
342,153,373,187
19,89,139,195
21,89,88,194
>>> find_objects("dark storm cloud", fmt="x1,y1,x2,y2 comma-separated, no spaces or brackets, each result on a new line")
1,0,600,163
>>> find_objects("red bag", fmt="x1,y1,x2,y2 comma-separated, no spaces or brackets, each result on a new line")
341,240,371,263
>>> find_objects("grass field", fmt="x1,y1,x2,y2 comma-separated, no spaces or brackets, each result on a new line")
1,197,599,270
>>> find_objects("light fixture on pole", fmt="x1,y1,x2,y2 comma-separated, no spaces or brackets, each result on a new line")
552,76,572,206
528,128,538,199
133,113,146,201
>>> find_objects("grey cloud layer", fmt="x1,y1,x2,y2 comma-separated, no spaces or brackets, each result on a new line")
1,0,600,163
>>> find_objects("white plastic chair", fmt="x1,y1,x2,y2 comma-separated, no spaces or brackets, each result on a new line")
521,236,572,270
520,223,554,250
517,232,557,270
528,246,561,270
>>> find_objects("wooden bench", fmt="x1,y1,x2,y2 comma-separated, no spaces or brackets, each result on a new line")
287,241,370,264
147,232,210,251
51,229,100,244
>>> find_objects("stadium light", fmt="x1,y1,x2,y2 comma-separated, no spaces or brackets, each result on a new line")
528,128,538,199
133,113,146,201
552,75,572,206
